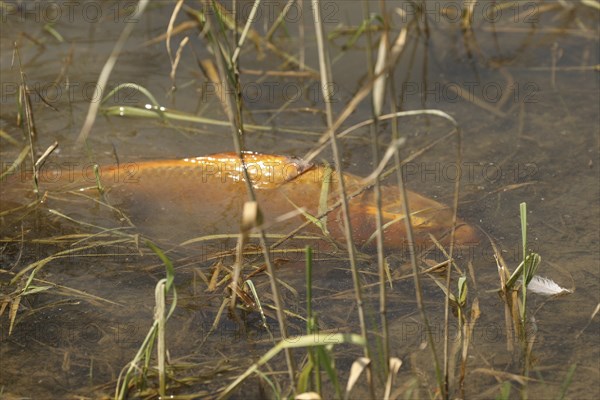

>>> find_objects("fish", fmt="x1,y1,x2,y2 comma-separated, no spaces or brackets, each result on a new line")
1,152,478,252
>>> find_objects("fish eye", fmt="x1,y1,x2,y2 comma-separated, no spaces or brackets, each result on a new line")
382,201,403,214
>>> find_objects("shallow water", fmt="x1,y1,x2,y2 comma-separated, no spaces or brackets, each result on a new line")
1,1,598,399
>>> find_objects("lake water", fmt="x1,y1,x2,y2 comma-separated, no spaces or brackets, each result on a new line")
0,1,598,399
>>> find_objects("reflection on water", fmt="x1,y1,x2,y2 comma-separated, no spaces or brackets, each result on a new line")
0,1,598,398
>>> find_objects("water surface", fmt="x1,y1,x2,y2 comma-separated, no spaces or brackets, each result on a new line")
0,1,598,398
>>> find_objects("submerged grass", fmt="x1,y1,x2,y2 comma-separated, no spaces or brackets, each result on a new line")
114,241,177,400
202,2,298,389
310,2,375,398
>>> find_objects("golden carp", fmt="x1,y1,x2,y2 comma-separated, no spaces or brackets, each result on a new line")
1,152,478,251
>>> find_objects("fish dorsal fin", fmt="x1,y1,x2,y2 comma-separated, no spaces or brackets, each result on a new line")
175,152,314,188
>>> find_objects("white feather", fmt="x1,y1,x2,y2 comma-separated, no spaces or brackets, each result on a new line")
527,276,572,296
